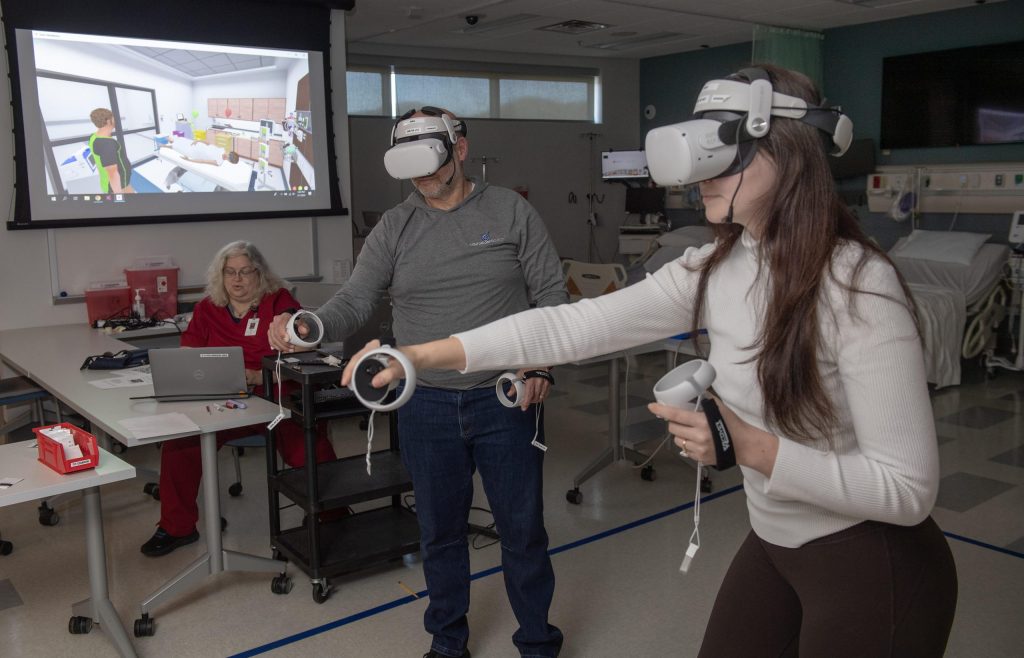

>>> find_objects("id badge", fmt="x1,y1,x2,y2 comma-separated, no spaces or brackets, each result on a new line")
245,317,260,336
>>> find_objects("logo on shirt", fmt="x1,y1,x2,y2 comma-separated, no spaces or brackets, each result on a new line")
469,232,505,247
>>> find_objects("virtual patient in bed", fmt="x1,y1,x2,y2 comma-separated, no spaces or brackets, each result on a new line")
162,136,239,165
162,137,240,190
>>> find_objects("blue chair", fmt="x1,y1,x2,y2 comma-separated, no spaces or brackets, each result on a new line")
0,376,55,441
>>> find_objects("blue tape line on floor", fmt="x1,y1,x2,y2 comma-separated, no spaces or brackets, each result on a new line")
229,484,743,657
944,531,1024,559
231,485,1024,657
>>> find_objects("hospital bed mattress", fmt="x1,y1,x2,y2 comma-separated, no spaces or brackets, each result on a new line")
890,242,1010,308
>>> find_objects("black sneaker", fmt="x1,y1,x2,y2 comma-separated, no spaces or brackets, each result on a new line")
423,650,471,658
140,526,199,557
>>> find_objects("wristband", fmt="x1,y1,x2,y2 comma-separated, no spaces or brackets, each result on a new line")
522,369,555,386
701,398,736,470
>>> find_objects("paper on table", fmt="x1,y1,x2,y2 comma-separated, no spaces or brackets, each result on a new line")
89,366,153,389
118,412,200,439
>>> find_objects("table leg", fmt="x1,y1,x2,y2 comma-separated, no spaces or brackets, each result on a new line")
137,431,285,629
70,486,138,658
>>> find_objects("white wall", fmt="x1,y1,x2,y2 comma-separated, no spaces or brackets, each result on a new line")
346,43,640,263
0,8,353,333
33,40,194,136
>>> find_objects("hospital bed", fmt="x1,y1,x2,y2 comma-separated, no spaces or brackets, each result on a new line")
628,225,714,283
888,231,1012,388
155,148,253,192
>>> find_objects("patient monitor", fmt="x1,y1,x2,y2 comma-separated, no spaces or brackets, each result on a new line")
1010,210,1024,245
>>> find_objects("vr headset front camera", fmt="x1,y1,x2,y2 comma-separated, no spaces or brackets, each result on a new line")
383,108,467,180
644,68,853,187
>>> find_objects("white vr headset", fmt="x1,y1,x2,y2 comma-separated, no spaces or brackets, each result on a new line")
645,68,853,187
383,109,467,180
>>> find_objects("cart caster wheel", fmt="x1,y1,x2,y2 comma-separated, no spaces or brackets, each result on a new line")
38,503,59,526
143,482,160,501
312,582,331,604
69,616,94,634
221,516,228,532
134,614,155,637
641,465,657,481
228,482,243,497
111,442,126,454
566,488,582,505
700,475,713,494
271,574,293,595
0,540,12,555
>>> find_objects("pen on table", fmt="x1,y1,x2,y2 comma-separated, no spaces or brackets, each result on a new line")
206,405,211,414
397,581,419,599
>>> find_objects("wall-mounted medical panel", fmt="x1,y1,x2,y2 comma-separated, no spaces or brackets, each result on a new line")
867,163,1024,214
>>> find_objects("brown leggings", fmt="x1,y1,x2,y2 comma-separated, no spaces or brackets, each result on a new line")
699,517,958,658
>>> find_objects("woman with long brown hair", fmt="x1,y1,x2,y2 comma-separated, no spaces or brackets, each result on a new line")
342,64,958,656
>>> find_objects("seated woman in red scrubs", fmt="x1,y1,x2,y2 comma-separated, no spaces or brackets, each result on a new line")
141,240,337,556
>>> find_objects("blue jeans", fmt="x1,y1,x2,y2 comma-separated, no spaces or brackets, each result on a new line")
398,385,563,658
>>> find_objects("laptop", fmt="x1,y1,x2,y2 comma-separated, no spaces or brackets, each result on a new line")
130,347,249,401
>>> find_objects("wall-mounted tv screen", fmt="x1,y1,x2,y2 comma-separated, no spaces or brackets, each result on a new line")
601,150,649,179
880,40,1024,149
8,28,341,228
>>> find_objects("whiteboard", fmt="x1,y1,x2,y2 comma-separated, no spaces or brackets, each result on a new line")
47,217,317,299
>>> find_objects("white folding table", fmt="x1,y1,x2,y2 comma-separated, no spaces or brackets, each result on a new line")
0,442,137,657
0,324,290,638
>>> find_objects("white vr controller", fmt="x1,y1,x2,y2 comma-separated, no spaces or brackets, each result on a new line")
286,310,325,349
652,359,716,407
495,372,526,408
348,345,416,412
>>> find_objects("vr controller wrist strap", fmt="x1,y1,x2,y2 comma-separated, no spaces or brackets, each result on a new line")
700,398,736,470
522,369,554,386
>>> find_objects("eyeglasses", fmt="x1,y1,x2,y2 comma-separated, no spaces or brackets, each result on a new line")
223,267,258,279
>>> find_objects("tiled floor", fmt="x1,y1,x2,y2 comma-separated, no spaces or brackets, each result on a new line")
1,353,1022,657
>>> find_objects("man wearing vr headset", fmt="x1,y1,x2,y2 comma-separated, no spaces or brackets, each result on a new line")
340,66,958,657
270,107,567,658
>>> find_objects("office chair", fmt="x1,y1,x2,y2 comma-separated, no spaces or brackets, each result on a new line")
225,433,266,497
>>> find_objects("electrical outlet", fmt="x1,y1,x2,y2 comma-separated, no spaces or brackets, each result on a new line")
156,276,168,293
332,259,351,283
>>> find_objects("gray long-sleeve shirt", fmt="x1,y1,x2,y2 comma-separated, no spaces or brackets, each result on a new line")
316,180,568,389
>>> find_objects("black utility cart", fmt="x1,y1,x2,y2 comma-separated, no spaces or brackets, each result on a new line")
261,351,420,603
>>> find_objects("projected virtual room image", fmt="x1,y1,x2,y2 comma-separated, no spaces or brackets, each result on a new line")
29,31,317,203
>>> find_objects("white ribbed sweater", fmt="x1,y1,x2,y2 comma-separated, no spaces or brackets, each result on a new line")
455,232,939,548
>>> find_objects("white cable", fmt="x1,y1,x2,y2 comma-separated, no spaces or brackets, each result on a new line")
531,403,547,452
267,350,285,431
365,409,377,475
680,394,703,574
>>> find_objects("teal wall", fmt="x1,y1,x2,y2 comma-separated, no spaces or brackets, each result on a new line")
638,0,1024,247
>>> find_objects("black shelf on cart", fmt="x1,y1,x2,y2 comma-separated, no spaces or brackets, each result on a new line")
274,506,421,579
260,350,420,602
272,450,413,510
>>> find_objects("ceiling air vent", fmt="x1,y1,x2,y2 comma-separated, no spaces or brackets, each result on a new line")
538,20,610,35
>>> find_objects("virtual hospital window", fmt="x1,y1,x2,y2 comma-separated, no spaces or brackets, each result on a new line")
346,65,599,122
